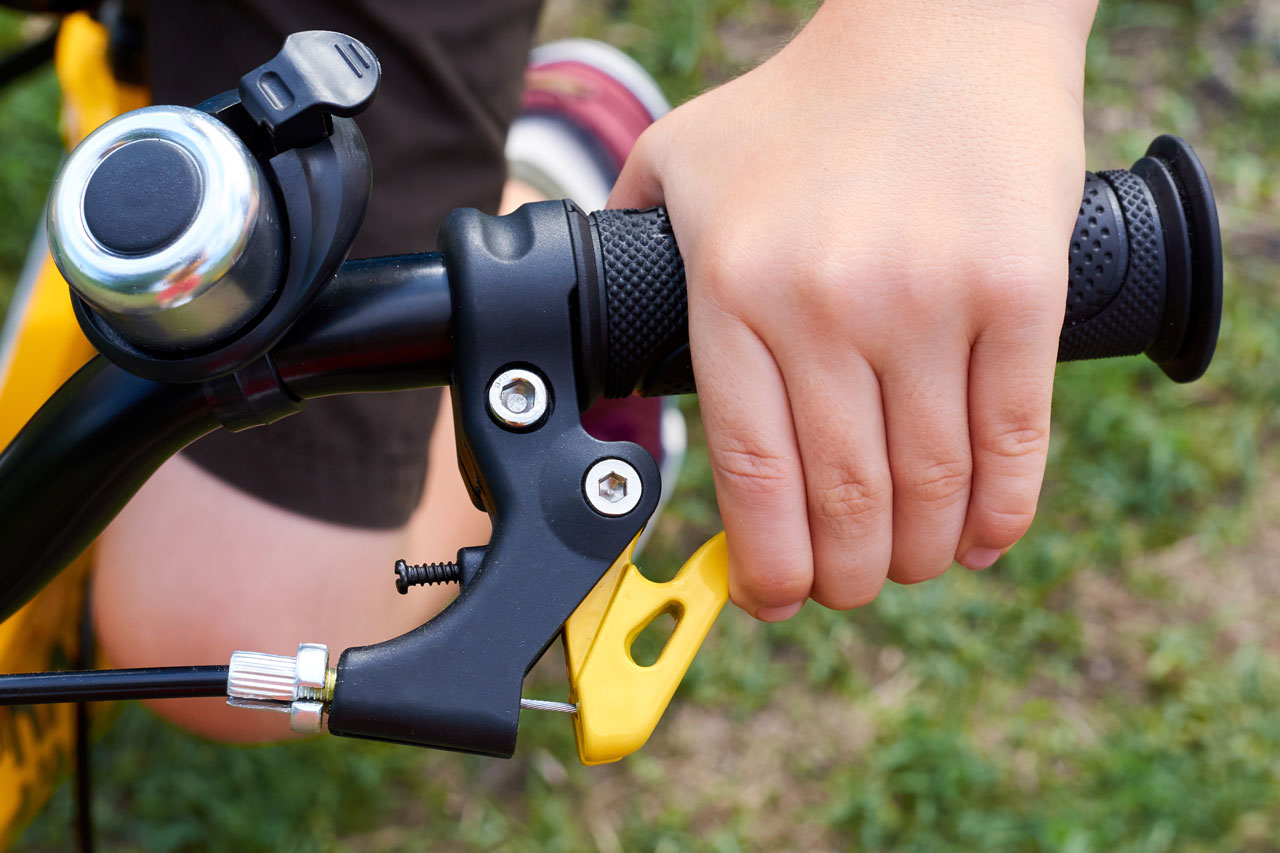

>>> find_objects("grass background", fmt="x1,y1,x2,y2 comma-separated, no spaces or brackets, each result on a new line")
4,0,1280,849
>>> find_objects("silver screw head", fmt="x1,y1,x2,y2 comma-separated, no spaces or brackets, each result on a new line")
488,368,549,428
585,459,642,516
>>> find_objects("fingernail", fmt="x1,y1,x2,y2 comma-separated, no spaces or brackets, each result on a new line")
961,547,1003,571
756,602,803,622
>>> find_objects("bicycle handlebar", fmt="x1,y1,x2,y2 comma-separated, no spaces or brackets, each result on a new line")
588,135,1221,399
0,136,1223,638
0,138,1225,762
0,24,1228,760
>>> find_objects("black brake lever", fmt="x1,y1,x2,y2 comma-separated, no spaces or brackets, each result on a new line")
326,201,660,756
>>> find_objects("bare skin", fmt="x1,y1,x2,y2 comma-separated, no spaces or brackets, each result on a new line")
92,392,488,741
94,1,1100,738
609,0,1098,619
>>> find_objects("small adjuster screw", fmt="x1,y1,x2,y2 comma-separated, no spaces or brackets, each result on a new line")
394,559,462,594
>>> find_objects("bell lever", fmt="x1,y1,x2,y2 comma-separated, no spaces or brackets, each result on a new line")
238,30,381,153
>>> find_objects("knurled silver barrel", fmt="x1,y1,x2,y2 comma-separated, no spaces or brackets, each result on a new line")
227,650,297,706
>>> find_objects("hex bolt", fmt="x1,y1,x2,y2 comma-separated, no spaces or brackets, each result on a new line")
487,368,549,428
584,458,642,516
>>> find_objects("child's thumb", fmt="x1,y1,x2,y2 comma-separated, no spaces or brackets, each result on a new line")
606,126,667,211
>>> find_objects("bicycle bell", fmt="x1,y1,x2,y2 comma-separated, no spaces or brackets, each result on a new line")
48,104,283,352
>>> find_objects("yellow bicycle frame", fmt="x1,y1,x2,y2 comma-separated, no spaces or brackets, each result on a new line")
0,13,146,845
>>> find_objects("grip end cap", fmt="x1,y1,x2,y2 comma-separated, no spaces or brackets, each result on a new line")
1144,135,1222,383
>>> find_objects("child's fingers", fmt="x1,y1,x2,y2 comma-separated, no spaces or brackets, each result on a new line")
690,299,814,621
957,281,1060,570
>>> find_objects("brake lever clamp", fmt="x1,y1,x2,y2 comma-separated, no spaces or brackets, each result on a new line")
327,201,662,756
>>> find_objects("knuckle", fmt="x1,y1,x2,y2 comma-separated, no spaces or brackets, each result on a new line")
800,256,897,330
799,263,856,314
982,423,1049,462
977,253,1058,293
696,236,766,306
713,441,797,498
810,469,891,537
973,258,1053,307
882,262,940,313
902,458,971,508
632,121,661,154
627,120,670,171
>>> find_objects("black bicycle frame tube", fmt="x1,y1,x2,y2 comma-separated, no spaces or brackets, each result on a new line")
0,253,453,620
0,362,216,617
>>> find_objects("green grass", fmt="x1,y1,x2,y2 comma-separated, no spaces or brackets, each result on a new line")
8,0,1280,849
0,12,60,319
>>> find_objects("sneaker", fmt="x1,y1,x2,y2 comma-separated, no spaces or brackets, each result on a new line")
506,40,685,551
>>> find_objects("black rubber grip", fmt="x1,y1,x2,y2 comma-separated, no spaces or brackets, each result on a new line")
1058,170,1165,361
592,207,693,398
590,137,1221,397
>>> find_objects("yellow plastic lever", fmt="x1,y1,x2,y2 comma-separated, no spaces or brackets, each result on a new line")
563,532,729,765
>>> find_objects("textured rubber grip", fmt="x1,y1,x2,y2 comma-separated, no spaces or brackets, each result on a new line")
592,162,1200,397
1058,170,1166,361
592,208,694,398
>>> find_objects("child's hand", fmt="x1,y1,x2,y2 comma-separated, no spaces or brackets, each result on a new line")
608,0,1098,620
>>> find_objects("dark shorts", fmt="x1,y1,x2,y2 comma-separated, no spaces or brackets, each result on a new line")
145,0,542,528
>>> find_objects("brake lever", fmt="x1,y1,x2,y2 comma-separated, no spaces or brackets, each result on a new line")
3,25,720,760
324,201,664,756
563,532,729,764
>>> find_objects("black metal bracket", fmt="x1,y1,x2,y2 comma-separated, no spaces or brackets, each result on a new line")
327,201,658,756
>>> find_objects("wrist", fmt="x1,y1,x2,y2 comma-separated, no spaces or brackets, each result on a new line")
811,0,1097,41
773,0,1094,101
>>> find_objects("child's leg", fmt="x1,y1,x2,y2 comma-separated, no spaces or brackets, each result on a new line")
93,393,487,741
